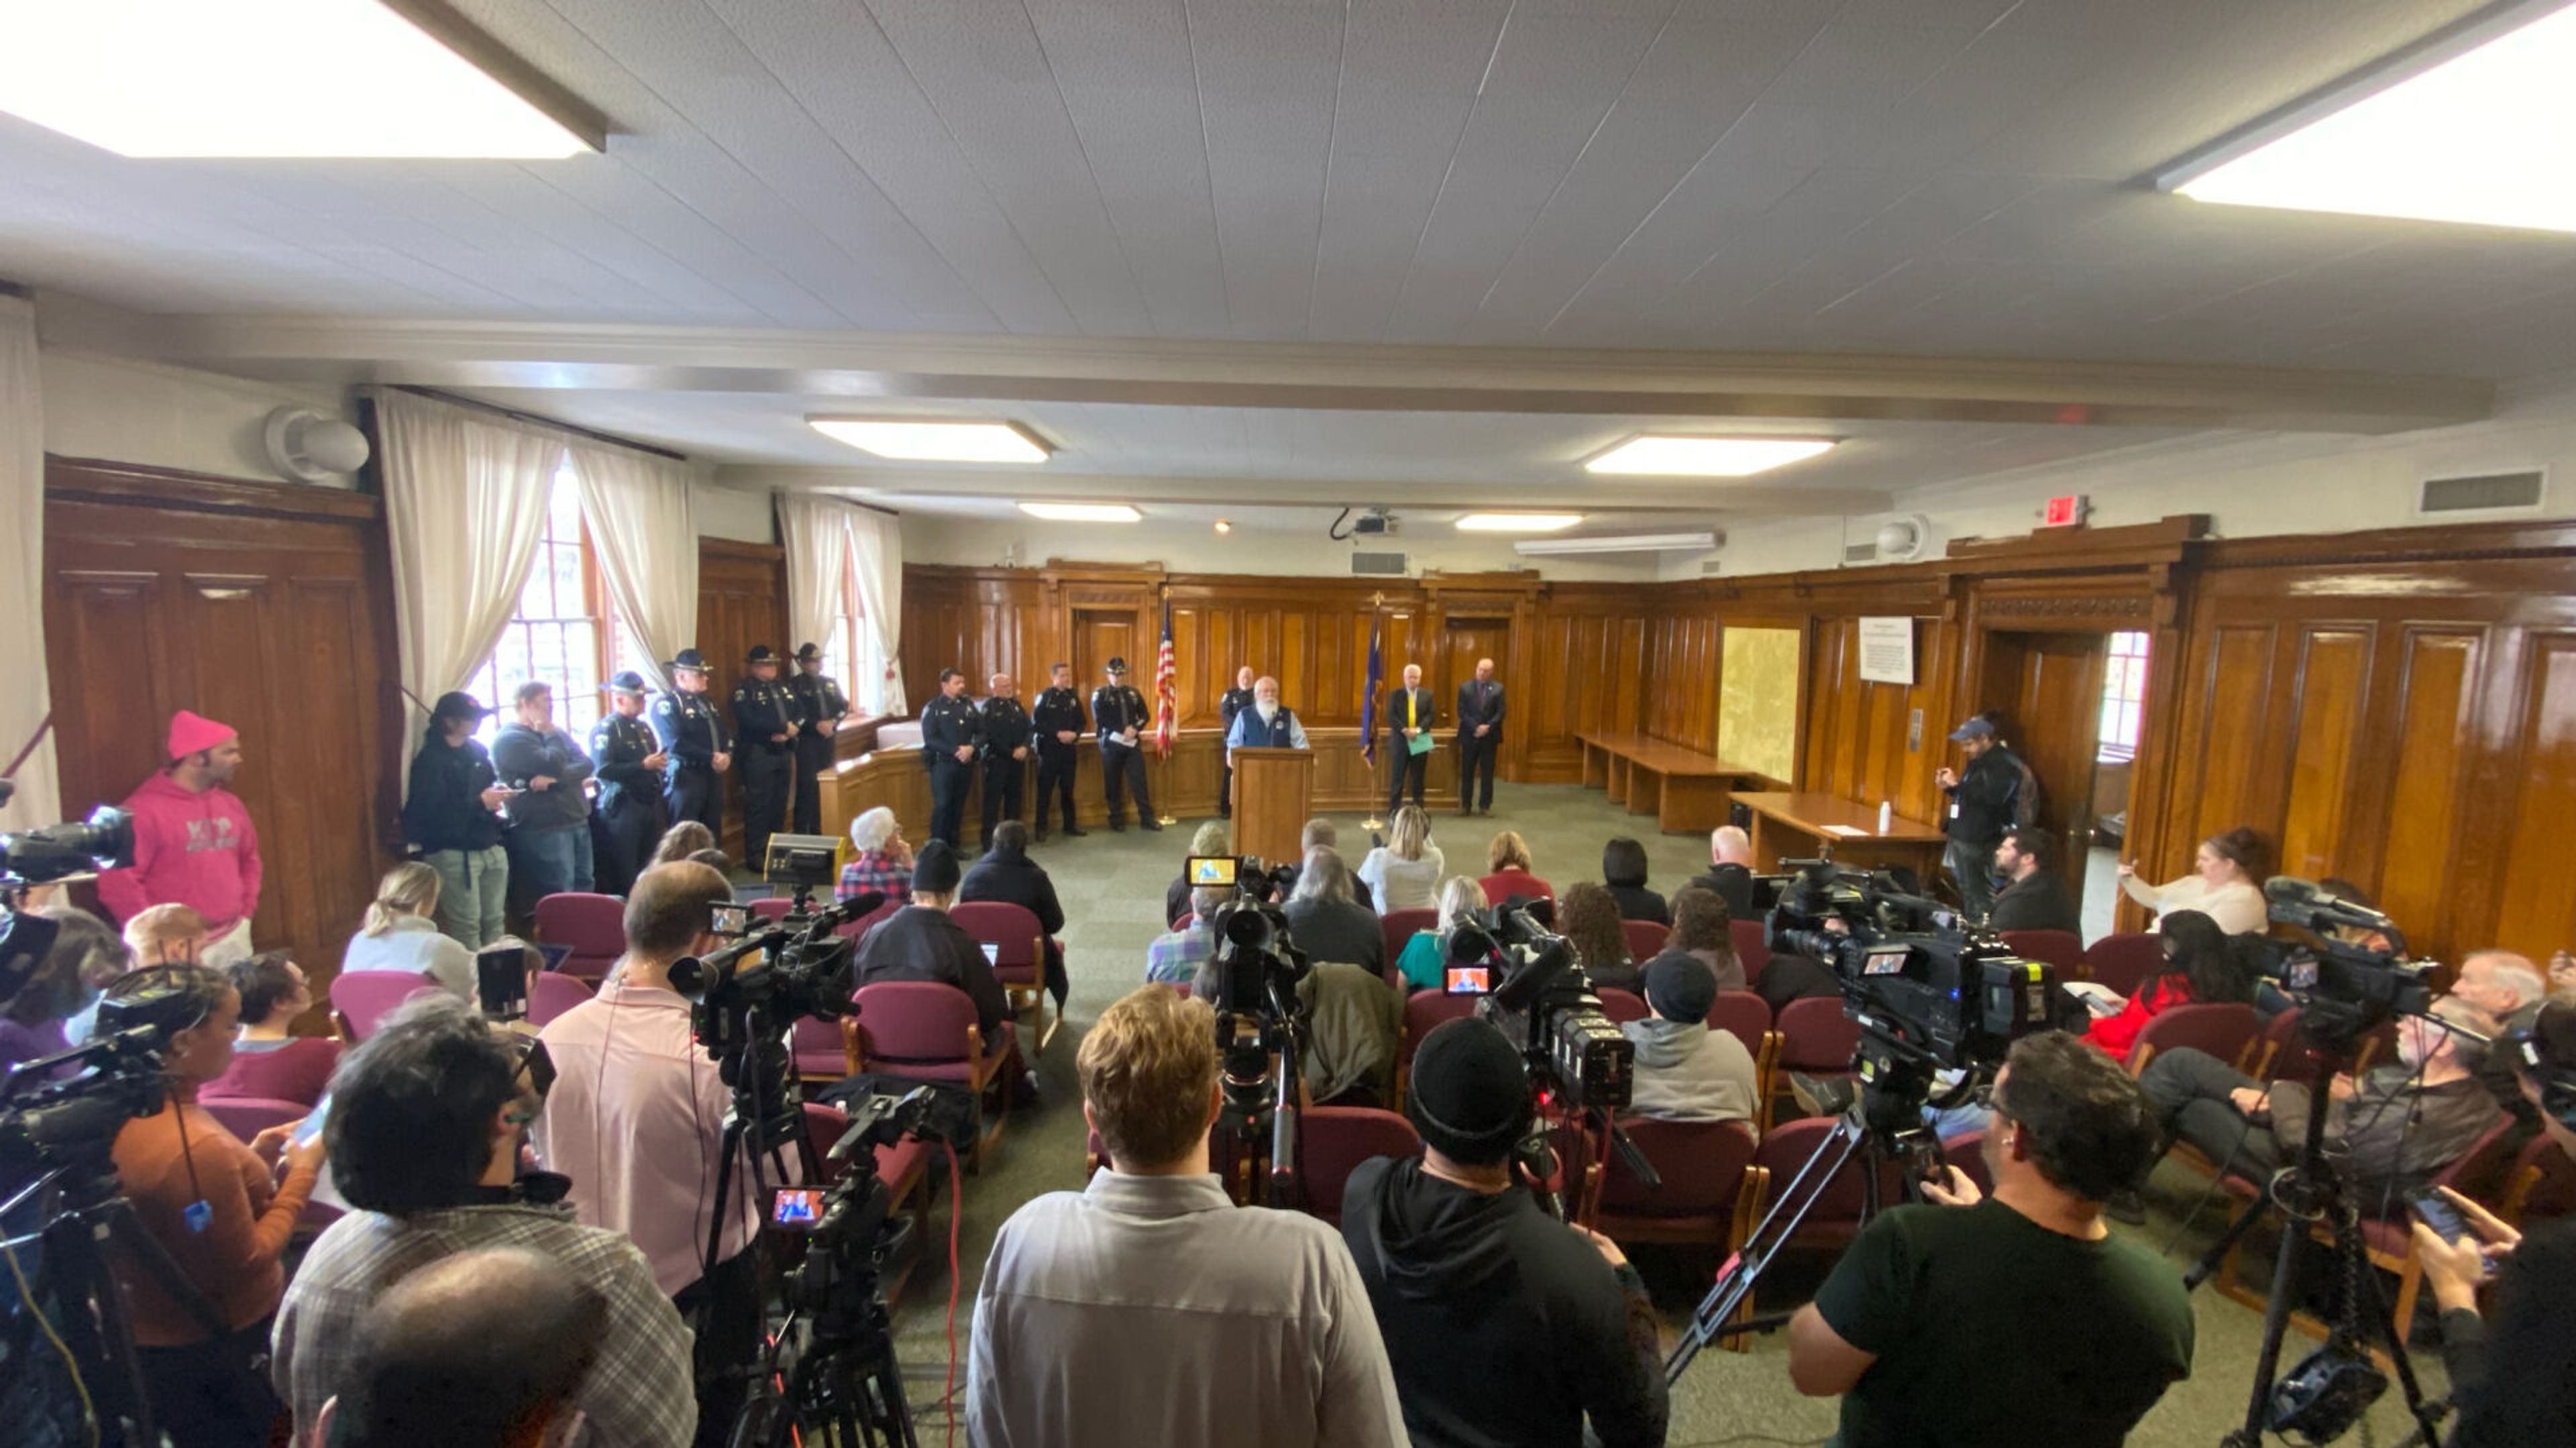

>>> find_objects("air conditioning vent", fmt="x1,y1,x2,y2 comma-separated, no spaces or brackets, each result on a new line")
2418,470,2543,515
1351,550,1408,576
1699,560,1725,576
1843,541,1878,564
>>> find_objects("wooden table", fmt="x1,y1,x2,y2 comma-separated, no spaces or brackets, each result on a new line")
1732,791,1949,882
1574,731,1771,834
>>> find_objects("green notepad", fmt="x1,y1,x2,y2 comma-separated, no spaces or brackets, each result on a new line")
1407,731,1435,756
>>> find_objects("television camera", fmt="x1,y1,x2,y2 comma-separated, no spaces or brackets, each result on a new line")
1189,855,1311,1206
1,806,133,1003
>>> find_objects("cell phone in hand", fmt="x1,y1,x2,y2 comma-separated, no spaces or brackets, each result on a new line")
2409,1190,2496,1278
294,1094,331,1146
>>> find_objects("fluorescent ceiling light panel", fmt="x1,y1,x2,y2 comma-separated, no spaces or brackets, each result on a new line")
1018,502,1140,523
1586,435,1837,476
2170,3,2576,231
1454,513,1584,533
0,0,596,158
810,419,1052,464
1515,531,1717,557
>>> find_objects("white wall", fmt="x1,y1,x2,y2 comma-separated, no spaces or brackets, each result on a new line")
692,482,775,543
893,510,1665,582
37,348,359,486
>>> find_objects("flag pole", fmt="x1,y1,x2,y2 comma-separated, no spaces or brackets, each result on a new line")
1361,590,1386,833
1153,594,1179,827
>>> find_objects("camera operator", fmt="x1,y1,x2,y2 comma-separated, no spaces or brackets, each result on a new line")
1788,1031,2193,1447
315,1247,608,1448
103,962,325,1448
276,993,695,1448
531,861,759,1447
969,985,1405,1447
1342,1017,1666,1448
2411,1000,2576,1447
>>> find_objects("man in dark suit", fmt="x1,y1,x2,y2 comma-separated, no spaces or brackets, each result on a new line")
1987,826,2082,935
1454,657,1503,817
1384,663,1435,815
1218,665,1256,819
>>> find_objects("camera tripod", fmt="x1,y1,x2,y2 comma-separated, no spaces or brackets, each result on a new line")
2178,1006,2447,1447
1665,1036,1953,1384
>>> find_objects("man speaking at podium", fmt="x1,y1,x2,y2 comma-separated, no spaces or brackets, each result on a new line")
1225,676,1309,757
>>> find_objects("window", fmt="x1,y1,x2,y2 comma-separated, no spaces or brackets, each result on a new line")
820,552,886,719
2097,631,2149,762
463,466,610,745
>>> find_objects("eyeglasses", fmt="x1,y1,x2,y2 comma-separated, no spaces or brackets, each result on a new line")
500,1032,556,1100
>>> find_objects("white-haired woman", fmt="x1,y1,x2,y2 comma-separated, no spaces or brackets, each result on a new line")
839,806,914,906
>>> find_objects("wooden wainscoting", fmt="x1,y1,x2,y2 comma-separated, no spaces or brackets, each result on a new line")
695,537,790,860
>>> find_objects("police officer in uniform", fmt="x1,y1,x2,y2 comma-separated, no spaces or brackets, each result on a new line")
786,642,851,837
589,672,669,896
1091,657,1160,832
649,648,731,837
920,668,982,849
1218,664,1256,819
731,645,797,870
975,672,1033,850
1030,662,1087,843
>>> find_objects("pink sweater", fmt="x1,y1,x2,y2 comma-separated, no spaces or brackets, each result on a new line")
96,772,263,934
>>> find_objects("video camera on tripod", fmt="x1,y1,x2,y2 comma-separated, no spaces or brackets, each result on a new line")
1443,900,1633,1116
2248,876,2432,1043
0,805,134,1006
1189,855,1312,1206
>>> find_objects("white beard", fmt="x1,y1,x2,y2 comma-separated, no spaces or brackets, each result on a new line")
1256,701,1280,724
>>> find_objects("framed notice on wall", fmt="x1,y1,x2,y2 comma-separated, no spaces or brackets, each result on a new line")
1857,617,1915,686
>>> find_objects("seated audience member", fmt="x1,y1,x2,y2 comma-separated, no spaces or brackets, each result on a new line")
1358,805,1445,913
1,905,122,1074
1788,1033,2192,1447
1478,830,1554,905
1193,953,1403,1108
2414,1001,2576,1448
960,821,1069,1006
316,1247,610,1448
1601,837,1668,925
1560,882,1636,994
277,994,694,1448
534,862,763,1445
1756,945,1842,1018
1146,886,1226,987
203,951,336,1104
1688,826,1757,919
341,862,475,1000
2448,949,2549,1130
853,841,1012,1049
1986,827,2081,935
2135,995,2500,1206
1303,817,1376,909
68,902,207,1045
1344,1017,1666,1447
1167,821,1234,927
2116,825,2266,936
686,847,735,875
2082,909,2246,1059
1624,953,1759,1125
1395,876,1495,991
837,806,913,906
1280,847,1383,977
969,986,1405,1447
103,962,324,1448
1641,885,1744,992
649,820,716,869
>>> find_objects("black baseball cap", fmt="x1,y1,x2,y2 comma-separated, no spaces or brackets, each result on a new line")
431,691,495,723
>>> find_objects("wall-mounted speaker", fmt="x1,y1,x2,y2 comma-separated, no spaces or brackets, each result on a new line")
264,407,371,483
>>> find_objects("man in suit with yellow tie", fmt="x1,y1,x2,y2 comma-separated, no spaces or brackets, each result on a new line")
1384,663,1436,816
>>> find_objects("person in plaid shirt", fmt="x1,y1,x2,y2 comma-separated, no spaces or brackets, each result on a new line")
839,805,914,907
274,994,695,1448
1145,886,1226,985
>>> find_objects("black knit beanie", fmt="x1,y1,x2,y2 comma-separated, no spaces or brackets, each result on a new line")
911,839,961,894
1405,1017,1531,1167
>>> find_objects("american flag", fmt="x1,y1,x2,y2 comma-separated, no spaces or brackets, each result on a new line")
1152,599,1178,758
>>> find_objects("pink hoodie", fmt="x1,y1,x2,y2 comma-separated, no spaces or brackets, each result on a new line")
95,772,263,935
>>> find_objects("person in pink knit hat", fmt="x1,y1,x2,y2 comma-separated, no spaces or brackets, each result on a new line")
95,711,264,967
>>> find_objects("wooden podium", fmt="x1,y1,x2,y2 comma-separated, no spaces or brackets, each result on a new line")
1230,747,1314,870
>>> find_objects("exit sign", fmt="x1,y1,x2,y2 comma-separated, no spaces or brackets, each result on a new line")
2041,494,2087,527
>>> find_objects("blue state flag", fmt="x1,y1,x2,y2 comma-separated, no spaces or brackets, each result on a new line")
1359,612,1384,766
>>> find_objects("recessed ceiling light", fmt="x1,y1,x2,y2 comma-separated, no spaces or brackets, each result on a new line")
1213,519,1233,533
1454,513,1585,532
2164,3,2576,232
1515,531,1717,556
0,0,600,158
1018,502,1140,523
1585,435,1837,476
810,419,1053,464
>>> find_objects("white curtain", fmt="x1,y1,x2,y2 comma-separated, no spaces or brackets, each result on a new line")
568,442,699,693
775,493,850,672
374,389,562,743
0,296,58,831
848,507,906,716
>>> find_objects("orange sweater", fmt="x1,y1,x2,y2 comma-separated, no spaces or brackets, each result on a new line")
108,1092,316,1345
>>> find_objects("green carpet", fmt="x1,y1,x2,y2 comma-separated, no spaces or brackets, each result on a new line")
875,781,2453,1445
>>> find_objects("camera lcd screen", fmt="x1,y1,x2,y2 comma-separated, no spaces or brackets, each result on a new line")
1862,945,1911,977
1444,966,1491,995
710,904,752,938
769,1186,828,1231
476,945,529,1021
1187,855,1238,887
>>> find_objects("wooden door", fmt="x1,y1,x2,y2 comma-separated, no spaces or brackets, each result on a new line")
1073,611,1136,694
1976,631,2108,898
1441,620,1509,709
43,462,402,1023
696,539,790,857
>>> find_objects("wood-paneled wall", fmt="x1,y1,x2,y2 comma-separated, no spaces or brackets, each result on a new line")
694,538,790,859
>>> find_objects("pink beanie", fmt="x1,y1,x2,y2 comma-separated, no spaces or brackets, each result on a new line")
167,711,238,760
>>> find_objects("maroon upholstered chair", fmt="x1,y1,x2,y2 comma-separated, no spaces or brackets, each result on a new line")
1379,909,1438,986
1595,1119,1762,1332
836,900,902,943
1774,996,1860,1129
750,897,796,923
1394,989,1478,1100
1596,988,1649,1025
949,900,1055,1053
792,1016,861,1080
525,971,594,1029
851,982,1014,1166
1705,991,1782,1131
2084,932,2166,998
2502,1134,2576,1227
1998,929,2082,979
1296,1106,1421,1226
534,892,627,980
1622,920,1670,965
329,970,440,1043
201,1096,307,1144
2123,1002,2261,1076
1750,1116,1908,1251
1729,919,1772,978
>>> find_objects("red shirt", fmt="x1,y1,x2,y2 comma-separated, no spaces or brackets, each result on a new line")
202,1036,341,1107
2084,976,2193,1060
1479,870,1555,906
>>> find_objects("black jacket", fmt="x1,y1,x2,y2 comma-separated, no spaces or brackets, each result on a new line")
1943,745,2025,845
1605,884,1668,927
1385,686,1436,739
1281,896,1384,975
1756,953,1841,1018
853,905,1012,1049
589,713,661,813
402,735,503,854
1454,678,1504,737
1988,867,2082,934
1687,864,1755,920
2443,1216,2576,1447
957,851,1065,936
1342,1155,1666,1448
490,723,594,833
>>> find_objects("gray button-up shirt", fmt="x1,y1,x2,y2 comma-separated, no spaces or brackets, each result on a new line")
968,1170,1406,1448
